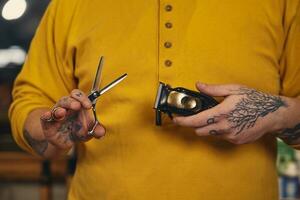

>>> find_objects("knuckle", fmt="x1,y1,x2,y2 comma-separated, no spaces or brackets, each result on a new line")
58,96,70,105
214,125,230,136
173,117,185,125
216,129,225,135
192,117,203,126
71,99,81,106
61,96,69,101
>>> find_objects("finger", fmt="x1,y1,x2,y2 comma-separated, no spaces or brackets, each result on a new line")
41,107,67,122
195,121,231,137
196,82,242,97
173,105,225,128
68,122,105,141
40,113,66,141
56,96,81,111
70,89,92,109
69,130,89,142
51,107,68,121
40,110,53,122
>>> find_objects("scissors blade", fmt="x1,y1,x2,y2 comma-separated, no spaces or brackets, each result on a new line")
88,73,127,103
91,56,104,92
99,73,127,95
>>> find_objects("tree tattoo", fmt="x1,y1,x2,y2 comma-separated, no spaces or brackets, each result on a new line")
278,123,300,143
226,88,287,134
24,129,48,156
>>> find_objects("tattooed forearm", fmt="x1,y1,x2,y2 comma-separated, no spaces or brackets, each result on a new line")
23,129,48,156
277,123,300,143
226,88,287,134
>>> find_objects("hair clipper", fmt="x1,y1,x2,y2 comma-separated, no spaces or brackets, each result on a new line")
154,82,218,126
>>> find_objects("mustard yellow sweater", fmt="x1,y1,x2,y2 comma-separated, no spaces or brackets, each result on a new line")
9,0,300,199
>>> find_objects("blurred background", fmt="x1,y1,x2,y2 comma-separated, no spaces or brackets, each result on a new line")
0,0,74,199
0,0,300,200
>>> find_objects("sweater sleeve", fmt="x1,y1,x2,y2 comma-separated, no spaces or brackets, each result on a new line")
279,0,300,98
279,1,300,149
8,0,78,154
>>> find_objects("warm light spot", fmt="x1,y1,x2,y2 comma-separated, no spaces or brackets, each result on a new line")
0,46,26,68
2,0,27,20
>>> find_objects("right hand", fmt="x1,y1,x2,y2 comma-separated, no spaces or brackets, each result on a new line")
40,89,106,152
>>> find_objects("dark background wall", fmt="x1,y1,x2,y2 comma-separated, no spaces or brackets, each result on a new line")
0,0,50,150
0,0,50,49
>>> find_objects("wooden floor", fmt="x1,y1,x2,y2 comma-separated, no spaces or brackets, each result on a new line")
0,151,71,200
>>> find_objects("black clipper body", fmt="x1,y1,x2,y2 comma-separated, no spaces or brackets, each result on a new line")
154,82,218,126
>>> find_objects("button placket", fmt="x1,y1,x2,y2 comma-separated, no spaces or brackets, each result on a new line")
159,1,176,82
162,3,173,68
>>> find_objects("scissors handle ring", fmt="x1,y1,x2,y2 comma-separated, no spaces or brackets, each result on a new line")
44,107,60,122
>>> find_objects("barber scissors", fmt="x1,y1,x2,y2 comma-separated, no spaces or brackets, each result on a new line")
87,56,127,135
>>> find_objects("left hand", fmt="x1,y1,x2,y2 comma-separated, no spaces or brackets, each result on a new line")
173,82,288,144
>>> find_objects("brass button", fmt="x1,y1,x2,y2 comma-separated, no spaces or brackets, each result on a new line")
165,5,172,12
165,22,173,28
164,42,172,48
165,60,172,67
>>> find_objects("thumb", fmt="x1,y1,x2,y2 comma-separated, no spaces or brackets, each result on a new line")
196,82,241,97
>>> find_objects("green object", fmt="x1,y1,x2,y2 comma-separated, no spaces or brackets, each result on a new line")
277,139,296,175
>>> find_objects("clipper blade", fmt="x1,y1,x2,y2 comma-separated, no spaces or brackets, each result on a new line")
154,82,166,126
154,82,164,109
